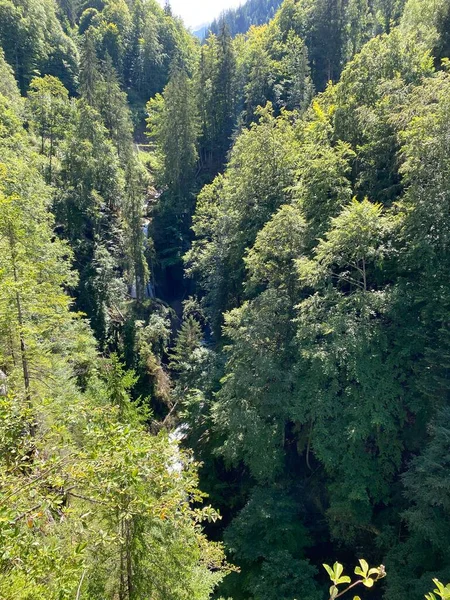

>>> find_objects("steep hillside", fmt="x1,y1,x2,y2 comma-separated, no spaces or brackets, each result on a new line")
208,0,283,37
1,0,450,599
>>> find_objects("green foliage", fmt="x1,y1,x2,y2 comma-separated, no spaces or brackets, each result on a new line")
197,24,237,175
146,65,200,281
385,408,450,599
400,0,450,51
0,362,229,599
186,104,299,331
234,3,314,123
147,67,199,201
245,203,306,294
293,96,355,240
170,315,210,389
0,89,228,599
0,47,21,102
323,560,386,599
26,74,70,181
53,98,128,346
333,27,433,203
0,145,76,400
2,0,450,598
426,580,450,600
208,0,283,38
187,5,450,599
0,0,78,93
0,79,23,143
298,198,387,291
222,488,320,600
94,54,133,158
76,0,198,103
123,159,150,304
209,0,406,93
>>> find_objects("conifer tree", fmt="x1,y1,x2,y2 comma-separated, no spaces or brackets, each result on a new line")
79,30,101,106
26,75,71,183
169,314,211,398
209,22,236,172
146,65,199,279
95,54,133,159
56,100,127,346
147,65,199,203
123,159,150,304
0,152,75,402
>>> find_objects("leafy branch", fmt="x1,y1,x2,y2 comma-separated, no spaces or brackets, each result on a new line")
426,580,450,600
323,560,386,600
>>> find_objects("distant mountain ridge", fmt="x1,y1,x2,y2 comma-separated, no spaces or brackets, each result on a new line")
193,23,208,39
198,0,283,38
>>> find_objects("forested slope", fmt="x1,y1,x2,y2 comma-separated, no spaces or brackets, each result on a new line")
207,0,283,38
1,0,450,599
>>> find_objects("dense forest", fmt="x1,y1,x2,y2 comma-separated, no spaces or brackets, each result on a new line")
1,0,450,598
206,0,283,38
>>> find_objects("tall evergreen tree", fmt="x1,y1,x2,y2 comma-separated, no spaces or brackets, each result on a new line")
146,65,199,287
95,54,133,159
79,30,101,105
26,75,71,183
123,159,150,304
56,100,127,345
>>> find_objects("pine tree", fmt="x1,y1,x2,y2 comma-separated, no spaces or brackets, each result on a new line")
56,100,127,346
95,54,133,160
0,153,75,403
26,75,71,183
79,30,101,106
169,315,203,387
147,65,199,203
209,22,236,172
123,159,150,304
146,65,199,278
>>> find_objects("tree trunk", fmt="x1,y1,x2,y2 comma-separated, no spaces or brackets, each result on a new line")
126,520,134,599
119,517,126,600
49,127,53,184
8,224,31,405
